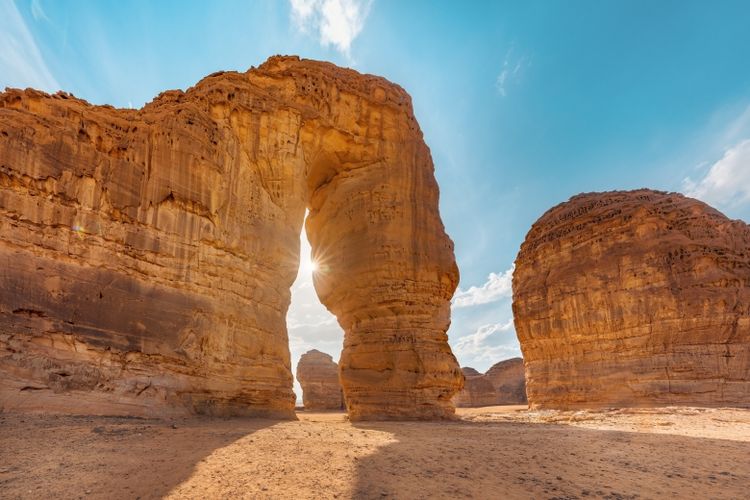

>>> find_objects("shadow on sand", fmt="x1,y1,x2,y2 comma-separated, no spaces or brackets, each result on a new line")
0,413,278,499
351,418,750,499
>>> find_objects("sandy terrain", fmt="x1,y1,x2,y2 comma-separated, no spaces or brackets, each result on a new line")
1,406,748,499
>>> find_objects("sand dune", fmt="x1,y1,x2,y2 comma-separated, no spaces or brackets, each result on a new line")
1,406,748,499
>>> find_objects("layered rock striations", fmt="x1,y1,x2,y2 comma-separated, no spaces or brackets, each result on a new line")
296,350,343,410
513,189,750,409
0,56,461,419
453,360,527,407
485,358,527,404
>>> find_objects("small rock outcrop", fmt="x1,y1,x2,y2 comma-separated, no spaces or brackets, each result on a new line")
453,361,527,407
296,350,343,410
485,358,527,404
0,55,462,420
461,367,482,377
513,189,750,409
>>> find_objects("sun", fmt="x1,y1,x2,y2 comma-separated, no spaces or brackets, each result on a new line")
300,252,318,274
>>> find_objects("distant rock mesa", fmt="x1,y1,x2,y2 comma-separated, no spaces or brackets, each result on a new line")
0,55,461,420
513,189,750,409
296,350,343,410
453,359,527,407
485,358,527,404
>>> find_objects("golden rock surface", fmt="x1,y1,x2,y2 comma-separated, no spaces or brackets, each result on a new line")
513,189,750,409
0,56,461,420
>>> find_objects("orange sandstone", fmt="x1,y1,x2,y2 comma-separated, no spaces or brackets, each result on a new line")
513,189,750,409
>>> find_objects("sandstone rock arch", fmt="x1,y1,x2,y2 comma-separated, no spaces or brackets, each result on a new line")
513,189,750,409
0,56,462,420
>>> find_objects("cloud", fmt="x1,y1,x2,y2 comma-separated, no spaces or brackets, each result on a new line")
683,139,750,209
451,319,520,367
30,0,49,22
289,0,372,57
0,0,59,92
496,46,527,97
452,265,514,308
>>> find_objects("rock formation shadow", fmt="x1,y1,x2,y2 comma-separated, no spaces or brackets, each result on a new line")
350,419,750,498
0,414,275,499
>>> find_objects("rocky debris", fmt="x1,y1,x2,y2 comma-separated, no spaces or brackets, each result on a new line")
296,350,343,410
513,189,750,409
453,360,527,407
0,55,461,420
485,358,527,404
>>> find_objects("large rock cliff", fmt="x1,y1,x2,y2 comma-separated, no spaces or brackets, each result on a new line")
513,189,750,409
296,349,343,410
0,56,461,420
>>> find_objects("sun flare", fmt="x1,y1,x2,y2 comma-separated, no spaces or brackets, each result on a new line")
300,250,319,274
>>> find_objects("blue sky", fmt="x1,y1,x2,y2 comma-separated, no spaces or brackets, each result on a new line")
3,0,750,393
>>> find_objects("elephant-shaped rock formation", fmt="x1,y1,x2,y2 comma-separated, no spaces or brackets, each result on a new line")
513,189,750,409
0,56,461,420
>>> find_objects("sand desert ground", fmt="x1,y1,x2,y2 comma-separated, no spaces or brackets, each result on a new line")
2,405,749,500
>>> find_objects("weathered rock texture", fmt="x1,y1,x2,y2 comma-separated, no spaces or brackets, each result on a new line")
513,189,750,409
453,360,527,407
296,349,343,410
485,358,527,404
0,55,461,420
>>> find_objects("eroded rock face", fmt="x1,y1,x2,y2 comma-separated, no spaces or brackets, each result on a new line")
513,189,750,409
485,358,527,404
296,350,343,410
0,55,461,420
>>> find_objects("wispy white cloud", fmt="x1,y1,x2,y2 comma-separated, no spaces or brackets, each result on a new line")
451,319,520,367
30,0,49,22
452,265,514,308
289,0,372,58
0,0,59,92
683,138,750,209
496,46,528,97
